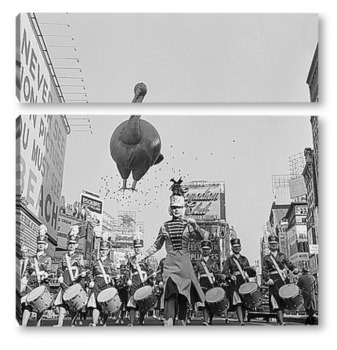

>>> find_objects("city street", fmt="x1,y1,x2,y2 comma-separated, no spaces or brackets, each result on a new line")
27,315,307,327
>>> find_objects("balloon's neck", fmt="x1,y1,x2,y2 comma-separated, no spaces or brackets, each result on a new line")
121,115,141,144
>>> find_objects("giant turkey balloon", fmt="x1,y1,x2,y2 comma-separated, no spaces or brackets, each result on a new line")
110,83,164,191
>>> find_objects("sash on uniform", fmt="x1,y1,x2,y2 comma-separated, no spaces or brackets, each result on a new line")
232,256,249,282
65,254,75,283
269,254,286,282
98,258,109,285
34,257,41,284
200,260,215,285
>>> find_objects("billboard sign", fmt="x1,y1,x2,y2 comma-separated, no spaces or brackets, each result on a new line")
16,115,68,242
17,13,61,103
80,191,103,235
184,181,225,220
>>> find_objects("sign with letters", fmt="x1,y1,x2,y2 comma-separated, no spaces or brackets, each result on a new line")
16,115,68,242
17,13,61,103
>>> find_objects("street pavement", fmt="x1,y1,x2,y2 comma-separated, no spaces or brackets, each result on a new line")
27,316,306,327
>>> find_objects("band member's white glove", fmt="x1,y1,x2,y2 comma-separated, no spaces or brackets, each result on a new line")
186,218,197,229
89,281,95,288
41,271,49,280
116,274,120,280
231,275,237,281
159,282,163,288
293,268,299,275
80,271,86,277
58,276,64,284
127,279,132,287
267,279,274,286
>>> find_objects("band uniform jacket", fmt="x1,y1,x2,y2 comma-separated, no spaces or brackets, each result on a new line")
262,252,294,311
57,252,86,287
126,259,154,296
20,257,32,296
26,252,52,290
144,218,209,304
194,258,222,292
88,257,116,298
223,254,255,306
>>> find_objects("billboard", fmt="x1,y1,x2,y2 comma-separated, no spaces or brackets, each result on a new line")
184,181,225,220
16,115,68,242
16,13,62,103
80,191,103,236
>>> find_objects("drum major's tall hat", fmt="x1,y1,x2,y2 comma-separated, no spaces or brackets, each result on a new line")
68,225,80,244
36,224,48,244
268,235,279,244
100,240,110,250
133,232,144,248
201,239,212,250
169,177,187,207
230,238,241,247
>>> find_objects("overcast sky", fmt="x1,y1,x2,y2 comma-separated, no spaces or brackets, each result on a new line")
60,115,313,263
35,13,318,103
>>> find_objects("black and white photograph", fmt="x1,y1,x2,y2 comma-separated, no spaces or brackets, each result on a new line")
16,114,319,327
16,13,318,103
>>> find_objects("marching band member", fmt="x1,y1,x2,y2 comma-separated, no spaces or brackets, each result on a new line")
194,239,223,326
114,264,129,324
137,178,209,326
126,235,154,326
223,238,256,326
54,225,87,327
262,235,296,326
22,225,52,327
87,239,116,326
19,244,31,316
153,257,165,321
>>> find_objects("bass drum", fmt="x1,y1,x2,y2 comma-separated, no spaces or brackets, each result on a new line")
63,284,88,311
97,287,122,314
279,284,303,310
238,282,263,309
205,287,228,315
27,285,53,313
134,286,157,311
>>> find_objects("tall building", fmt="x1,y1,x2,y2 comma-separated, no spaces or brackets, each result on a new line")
302,148,319,276
306,44,319,102
283,202,309,269
271,175,291,205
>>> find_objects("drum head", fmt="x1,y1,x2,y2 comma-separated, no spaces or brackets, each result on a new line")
97,287,118,303
279,284,299,299
205,287,225,303
134,286,152,301
239,282,257,295
64,284,82,300
27,285,45,302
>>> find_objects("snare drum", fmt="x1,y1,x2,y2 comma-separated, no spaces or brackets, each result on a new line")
238,282,262,309
97,287,122,314
279,284,303,310
205,287,228,315
26,285,53,313
134,286,157,311
63,284,88,311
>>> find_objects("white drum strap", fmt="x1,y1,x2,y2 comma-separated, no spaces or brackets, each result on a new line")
21,259,28,278
65,254,74,283
135,262,145,284
233,257,249,282
98,259,109,285
269,255,286,283
201,261,215,285
34,257,41,283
